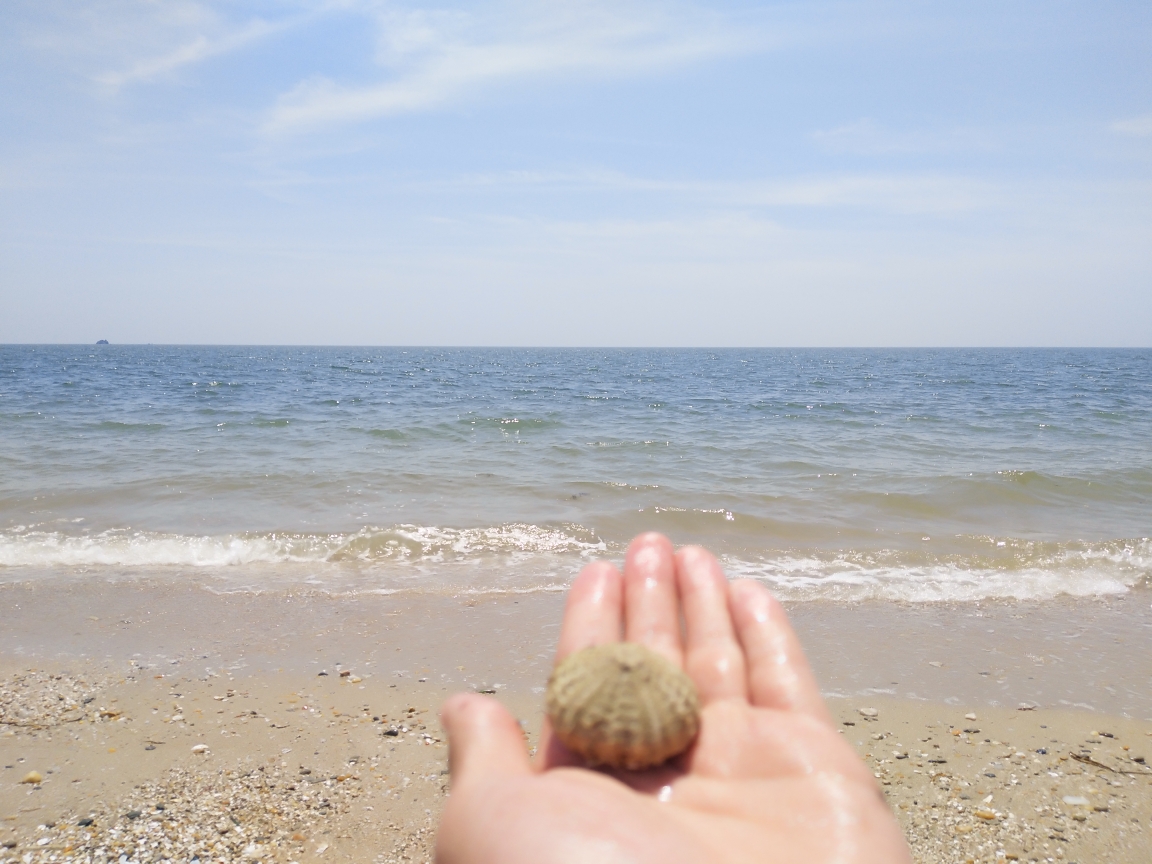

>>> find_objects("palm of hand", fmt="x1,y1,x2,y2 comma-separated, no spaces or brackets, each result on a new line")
437,536,911,864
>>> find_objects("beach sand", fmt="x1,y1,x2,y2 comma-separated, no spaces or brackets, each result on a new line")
2,583,1150,863
829,698,1151,863
0,664,458,863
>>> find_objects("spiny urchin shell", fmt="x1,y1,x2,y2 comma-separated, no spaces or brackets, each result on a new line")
545,642,700,770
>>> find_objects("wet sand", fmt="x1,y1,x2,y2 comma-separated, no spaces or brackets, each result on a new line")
2,582,1151,863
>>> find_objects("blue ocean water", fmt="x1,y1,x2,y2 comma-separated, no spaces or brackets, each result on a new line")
1,346,1149,601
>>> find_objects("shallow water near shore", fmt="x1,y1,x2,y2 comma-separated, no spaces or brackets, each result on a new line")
3,347,1150,712
2,346,1151,603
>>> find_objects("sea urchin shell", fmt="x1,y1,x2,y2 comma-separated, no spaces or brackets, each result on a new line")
546,642,700,770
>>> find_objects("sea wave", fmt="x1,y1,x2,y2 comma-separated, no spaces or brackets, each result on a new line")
0,523,606,569
0,525,1147,603
723,538,1152,602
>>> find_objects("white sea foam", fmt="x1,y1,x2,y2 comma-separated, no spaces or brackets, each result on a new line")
0,526,1147,603
723,539,1152,602
0,524,605,569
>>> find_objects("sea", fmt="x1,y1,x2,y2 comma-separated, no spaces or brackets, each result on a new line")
2,345,1150,604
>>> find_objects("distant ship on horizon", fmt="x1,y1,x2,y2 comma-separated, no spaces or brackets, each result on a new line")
96,340,109,344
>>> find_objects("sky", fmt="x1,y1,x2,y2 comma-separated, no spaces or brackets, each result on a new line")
1,0,1150,346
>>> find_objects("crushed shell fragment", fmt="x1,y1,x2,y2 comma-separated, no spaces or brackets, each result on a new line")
546,642,700,770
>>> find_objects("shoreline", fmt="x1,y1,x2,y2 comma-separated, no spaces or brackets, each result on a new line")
3,581,1150,717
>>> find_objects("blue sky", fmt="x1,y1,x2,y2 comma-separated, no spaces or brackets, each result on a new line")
1,0,1150,346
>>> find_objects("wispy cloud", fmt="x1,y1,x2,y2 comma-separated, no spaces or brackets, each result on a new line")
14,0,312,93
267,1,755,132
1111,115,1152,137
448,168,1001,216
96,17,285,91
812,118,997,155
745,174,1000,214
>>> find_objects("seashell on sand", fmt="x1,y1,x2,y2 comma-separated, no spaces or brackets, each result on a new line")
546,642,700,770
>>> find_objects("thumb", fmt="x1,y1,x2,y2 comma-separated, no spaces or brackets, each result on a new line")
440,693,532,785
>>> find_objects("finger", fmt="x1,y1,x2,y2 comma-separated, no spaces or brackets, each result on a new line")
440,693,532,785
555,561,623,662
622,533,683,665
675,546,748,704
728,580,831,724
538,562,623,771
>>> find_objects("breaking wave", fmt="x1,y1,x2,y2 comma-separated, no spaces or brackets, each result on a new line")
0,523,605,569
0,525,1148,603
723,537,1152,602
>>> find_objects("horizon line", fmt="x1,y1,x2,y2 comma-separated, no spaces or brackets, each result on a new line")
3,343,1150,351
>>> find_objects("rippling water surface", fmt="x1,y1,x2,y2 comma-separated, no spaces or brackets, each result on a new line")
1,346,1149,601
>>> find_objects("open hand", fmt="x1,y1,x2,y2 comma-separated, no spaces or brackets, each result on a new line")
436,533,911,864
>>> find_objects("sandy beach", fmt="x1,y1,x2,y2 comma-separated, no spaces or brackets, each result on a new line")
2,583,1150,863
0,664,456,863
3,664,1150,864
830,698,1151,863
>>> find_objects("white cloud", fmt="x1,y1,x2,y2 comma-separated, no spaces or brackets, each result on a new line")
812,118,996,155
96,18,284,91
13,0,311,92
1111,115,1152,137
741,174,1000,214
266,0,754,132
448,168,1001,215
